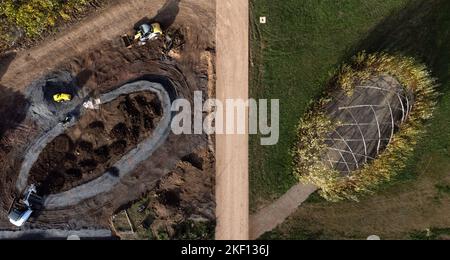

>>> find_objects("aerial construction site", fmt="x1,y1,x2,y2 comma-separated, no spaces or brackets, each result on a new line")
0,0,216,239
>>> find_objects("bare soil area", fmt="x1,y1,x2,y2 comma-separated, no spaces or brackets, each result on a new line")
28,92,163,195
0,0,215,234
112,147,215,240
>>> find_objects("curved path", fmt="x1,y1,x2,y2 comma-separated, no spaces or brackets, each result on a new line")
0,0,215,91
250,183,317,240
16,80,172,209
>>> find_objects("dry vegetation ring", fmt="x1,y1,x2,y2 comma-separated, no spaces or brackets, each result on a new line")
292,52,438,201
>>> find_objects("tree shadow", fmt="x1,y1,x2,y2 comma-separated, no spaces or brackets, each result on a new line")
345,0,450,91
0,51,16,80
0,85,29,140
134,0,180,30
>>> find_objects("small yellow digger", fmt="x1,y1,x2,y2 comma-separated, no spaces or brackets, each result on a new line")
53,93,72,103
122,23,163,48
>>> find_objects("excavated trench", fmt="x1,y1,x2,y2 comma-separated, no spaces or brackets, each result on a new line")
28,91,163,195
12,78,175,210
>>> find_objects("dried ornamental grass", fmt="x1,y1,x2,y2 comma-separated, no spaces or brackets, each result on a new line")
292,52,438,201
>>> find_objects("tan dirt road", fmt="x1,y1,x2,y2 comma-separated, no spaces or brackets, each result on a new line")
250,183,317,239
215,0,250,240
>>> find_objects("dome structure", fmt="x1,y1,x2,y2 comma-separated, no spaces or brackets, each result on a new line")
293,52,437,201
322,75,412,175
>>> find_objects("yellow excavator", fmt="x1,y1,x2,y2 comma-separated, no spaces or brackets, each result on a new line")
122,23,163,48
53,93,72,103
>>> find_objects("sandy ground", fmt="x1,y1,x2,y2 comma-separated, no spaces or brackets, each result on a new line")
0,0,184,90
215,0,249,240
250,183,317,239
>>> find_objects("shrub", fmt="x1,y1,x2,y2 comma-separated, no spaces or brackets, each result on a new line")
0,0,92,37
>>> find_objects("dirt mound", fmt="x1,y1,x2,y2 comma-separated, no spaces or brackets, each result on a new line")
28,91,163,195
112,148,215,240
145,148,215,239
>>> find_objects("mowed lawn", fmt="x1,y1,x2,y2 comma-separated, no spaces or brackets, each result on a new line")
250,0,412,209
251,0,450,239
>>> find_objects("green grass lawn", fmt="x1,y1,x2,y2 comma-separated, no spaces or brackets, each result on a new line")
251,0,450,239
250,0,412,210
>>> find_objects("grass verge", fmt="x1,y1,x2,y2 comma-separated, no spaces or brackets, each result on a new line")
250,0,412,210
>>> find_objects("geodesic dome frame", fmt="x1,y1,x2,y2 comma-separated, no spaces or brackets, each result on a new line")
293,52,438,201
323,75,413,175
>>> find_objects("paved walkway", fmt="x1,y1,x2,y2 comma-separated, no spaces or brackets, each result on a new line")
250,183,318,240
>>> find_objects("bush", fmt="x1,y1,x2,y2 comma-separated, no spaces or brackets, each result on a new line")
0,0,92,40
292,52,438,201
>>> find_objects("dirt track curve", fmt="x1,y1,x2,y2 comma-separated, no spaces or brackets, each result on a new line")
0,0,207,91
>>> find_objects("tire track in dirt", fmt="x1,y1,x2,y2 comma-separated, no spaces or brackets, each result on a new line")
0,0,213,92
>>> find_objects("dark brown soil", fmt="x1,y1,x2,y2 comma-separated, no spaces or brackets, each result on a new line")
28,91,163,195
112,147,216,240
0,85,29,143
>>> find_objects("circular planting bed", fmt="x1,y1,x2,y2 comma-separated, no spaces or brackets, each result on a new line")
293,52,438,201
28,91,163,196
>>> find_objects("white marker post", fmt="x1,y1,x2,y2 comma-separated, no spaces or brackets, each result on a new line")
260,16,267,24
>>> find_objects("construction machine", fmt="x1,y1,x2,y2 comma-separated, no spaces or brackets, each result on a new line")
122,23,163,48
8,185,43,227
53,93,73,103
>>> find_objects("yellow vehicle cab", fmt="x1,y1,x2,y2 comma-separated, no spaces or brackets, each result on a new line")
53,93,72,103
134,23,163,42
151,23,162,35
